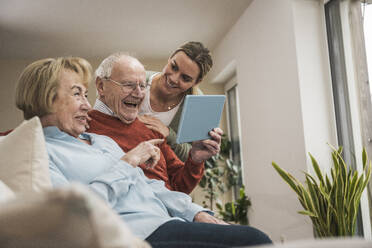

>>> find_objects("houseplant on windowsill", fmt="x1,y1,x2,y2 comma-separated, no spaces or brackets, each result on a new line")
272,146,371,237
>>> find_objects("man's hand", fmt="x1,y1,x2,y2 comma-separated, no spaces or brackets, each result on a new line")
85,114,93,130
121,139,163,168
193,211,229,225
138,115,170,138
190,128,223,163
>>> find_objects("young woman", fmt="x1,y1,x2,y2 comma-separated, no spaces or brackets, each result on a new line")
139,41,213,162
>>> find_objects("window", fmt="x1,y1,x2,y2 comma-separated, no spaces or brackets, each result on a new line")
363,3,372,99
225,77,243,198
362,0,372,234
325,0,372,237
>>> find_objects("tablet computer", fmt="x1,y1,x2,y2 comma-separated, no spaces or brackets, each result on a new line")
176,95,226,144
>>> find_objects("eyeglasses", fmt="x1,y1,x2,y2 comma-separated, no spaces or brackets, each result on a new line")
103,77,148,91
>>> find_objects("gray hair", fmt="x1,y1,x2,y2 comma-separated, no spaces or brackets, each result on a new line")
95,52,131,79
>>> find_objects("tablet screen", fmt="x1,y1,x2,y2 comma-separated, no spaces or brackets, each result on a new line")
176,95,226,144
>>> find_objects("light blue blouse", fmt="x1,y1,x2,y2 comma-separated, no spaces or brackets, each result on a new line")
43,126,207,239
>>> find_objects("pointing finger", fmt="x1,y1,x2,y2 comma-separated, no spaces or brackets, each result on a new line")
147,139,164,145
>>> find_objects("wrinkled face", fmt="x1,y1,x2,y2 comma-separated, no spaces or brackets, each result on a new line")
49,69,91,137
97,58,146,124
160,51,200,96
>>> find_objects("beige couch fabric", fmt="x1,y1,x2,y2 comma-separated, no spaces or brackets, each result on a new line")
0,183,150,248
248,238,372,248
0,180,15,203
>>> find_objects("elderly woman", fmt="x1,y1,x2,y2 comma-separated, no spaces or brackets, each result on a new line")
139,41,212,162
15,56,272,248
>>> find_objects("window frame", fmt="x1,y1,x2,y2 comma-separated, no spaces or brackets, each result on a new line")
224,76,244,198
325,0,372,237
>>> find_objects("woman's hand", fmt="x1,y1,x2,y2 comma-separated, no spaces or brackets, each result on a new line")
193,211,229,225
121,139,164,168
138,115,169,138
190,128,223,163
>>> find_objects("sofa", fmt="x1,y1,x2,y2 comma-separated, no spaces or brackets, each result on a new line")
0,117,150,248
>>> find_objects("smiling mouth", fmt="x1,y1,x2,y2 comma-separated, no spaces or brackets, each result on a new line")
165,76,178,88
167,82,177,88
76,116,88,123
123,100,139,108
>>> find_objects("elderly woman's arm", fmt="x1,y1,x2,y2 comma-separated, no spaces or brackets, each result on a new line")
145,174,210,221
49,158,130,208
49,161,71,187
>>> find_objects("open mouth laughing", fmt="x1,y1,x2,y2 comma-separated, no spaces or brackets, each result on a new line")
122,99,141,108
75,115,88,125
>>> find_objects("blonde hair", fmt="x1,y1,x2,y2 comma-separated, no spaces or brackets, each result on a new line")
16,57,93,120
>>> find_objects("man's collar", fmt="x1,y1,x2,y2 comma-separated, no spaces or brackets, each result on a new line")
93,99,115,117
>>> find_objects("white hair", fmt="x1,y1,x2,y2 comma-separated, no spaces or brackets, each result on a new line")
95,52,144,97
95,52,134,79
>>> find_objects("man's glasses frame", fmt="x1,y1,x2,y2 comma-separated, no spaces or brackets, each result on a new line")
102,77,148,91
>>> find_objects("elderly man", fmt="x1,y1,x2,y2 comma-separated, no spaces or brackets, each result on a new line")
87,53,222,194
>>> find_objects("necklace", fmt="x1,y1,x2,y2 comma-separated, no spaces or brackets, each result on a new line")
166,95,186,111
167,102,179,111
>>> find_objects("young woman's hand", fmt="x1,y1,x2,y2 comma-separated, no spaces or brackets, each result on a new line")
189,128,223,163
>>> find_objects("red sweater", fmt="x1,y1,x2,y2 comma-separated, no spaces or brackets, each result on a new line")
87,110,204,194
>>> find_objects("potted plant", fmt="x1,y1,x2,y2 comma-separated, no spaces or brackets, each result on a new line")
199,154,226,210
199,135,245,211
216,186,251,225
272,146,371,237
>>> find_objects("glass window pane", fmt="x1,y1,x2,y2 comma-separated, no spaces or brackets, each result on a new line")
227,85,242,186
364,4,372,98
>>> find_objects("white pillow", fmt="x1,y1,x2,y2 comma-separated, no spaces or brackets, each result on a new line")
0,117,51,193
0,183,150,248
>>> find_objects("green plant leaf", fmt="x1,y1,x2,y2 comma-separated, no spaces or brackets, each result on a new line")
298,210,317,217
272,162,301,195
309,153,325,186
325,175,332,193
362,148,367,170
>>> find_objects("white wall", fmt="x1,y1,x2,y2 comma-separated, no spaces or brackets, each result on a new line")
209,0,338,242
0,60,30,130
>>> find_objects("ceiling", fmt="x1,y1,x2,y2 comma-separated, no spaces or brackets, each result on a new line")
0,0,253,61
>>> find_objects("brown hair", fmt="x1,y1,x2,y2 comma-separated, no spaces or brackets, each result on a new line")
170,41,213,83
16,57,92,119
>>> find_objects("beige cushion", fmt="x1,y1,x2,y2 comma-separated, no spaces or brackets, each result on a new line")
249,238,372,248
0,183,150,248
0,180,15,203
0,117,51,193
